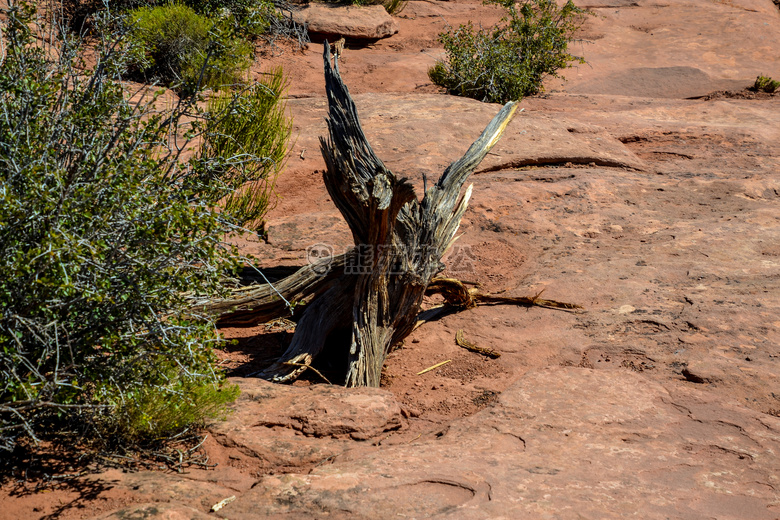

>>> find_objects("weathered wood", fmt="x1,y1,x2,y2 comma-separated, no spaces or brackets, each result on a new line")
202,42,518,386
190,253,348,326
255,273,355,381
425,277,584,313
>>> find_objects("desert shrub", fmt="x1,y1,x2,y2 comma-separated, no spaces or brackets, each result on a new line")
429,0,589,103
0,2,288,453
753,75,779,93
261,4,311,50
198,67,292,231
61,0,280,39
60,0,153,34
126,3,253,94
185,0,281,39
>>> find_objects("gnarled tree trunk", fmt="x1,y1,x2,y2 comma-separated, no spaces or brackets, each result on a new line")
197,43,518,387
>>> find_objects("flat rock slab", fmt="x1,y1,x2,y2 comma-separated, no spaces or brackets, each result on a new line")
569,66,748,99
287,93,646,179
249,92,647,262
93,503,214,520
216,368,780,519
207,379,404,472
246,92,647,263
222,377,404,440
557,0,780,96
87,471,238,519
291,4,399,40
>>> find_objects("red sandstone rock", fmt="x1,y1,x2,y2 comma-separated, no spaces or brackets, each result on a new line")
5,0,780,518
217,369,780,519
92,503,213,520
291,4,399,40
215,378,405,441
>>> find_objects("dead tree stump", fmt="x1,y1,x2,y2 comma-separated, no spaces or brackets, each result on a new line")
198,43,518,387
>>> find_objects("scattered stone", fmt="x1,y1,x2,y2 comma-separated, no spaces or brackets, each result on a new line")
682,360,725,384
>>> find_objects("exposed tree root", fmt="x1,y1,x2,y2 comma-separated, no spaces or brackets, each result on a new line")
190,43,542,386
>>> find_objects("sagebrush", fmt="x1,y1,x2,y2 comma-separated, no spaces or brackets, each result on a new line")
0,2,290,453
429,0,589,103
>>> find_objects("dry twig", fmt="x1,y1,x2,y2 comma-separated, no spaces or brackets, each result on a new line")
416,360,451,375
455,329,501,358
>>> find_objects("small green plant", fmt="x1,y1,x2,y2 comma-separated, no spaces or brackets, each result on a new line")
127,3,253,93
753,75,779,93
117,370,240,442
429,0,589,103
198,67,292,231
382,0,407,15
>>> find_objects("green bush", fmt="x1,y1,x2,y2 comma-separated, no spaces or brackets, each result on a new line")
429,0,589,103
199,68,292,231
0,2,289,452
753,75,779,93
61,0,279,40
127,3,253,94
